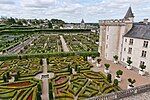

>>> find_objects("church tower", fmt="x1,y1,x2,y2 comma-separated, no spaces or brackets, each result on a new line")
80,19,86,29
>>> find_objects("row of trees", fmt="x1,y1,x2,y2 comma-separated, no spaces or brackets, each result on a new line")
0,17,65,29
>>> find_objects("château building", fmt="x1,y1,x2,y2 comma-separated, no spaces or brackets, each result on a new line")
99,7,150,73
64,19,99,29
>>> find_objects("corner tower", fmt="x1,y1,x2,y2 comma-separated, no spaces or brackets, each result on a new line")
124,7,134,33
124,7,134,22
99,7,135,61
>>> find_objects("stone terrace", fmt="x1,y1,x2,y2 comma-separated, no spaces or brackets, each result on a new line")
92,58,150,90
121,91,150,100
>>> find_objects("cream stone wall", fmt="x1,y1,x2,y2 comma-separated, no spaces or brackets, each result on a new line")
99,22,126,61
121,37,150,73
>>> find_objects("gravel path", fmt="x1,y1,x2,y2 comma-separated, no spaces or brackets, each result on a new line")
41,58,49,100
60,35,70,52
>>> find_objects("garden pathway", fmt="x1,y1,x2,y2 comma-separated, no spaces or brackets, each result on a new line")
6,35,39,54
60,35,70,52
41,58,49,100
90,58,150,90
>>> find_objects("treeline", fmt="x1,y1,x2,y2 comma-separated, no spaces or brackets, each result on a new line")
0,17,65,28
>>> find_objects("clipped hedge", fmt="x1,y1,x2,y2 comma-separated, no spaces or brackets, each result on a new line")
0,29,91,35
0,51,99,61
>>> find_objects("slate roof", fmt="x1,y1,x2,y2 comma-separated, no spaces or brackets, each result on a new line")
81,19,85,23
124,7,134,19
124,23,150,40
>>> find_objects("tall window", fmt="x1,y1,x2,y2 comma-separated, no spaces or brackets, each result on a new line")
106,44,108,48
128,47,132,54
141,50,147,57
107,35,109,40
125,39,127,42
124,48,126,51
143,41,148,48
129,39,133,45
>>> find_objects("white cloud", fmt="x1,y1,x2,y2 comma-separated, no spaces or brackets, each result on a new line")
0,0,149,22
21,0,56,8
0,0,15,4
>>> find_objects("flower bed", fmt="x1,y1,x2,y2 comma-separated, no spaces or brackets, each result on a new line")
48,56,120,100
0,34,30,52
0,79,39,100
24,34,62,54
63,33,99,52
0,58,42,78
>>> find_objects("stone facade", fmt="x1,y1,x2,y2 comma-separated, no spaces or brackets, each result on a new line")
99,7,150,73
121,37,150,73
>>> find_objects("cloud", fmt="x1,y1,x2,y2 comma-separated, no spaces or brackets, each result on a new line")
0,0,15,5
0,0,149,22
21,0,56,8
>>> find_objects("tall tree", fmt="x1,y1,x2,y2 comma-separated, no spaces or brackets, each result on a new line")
48,21,53,28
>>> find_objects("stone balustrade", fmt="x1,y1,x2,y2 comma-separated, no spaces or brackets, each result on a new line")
88,84,150,100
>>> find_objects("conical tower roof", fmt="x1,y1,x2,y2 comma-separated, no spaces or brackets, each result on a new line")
124,7,134,19
81,19,85,23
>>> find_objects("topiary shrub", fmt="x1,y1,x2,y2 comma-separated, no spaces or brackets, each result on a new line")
127,59,132,66
77,67,81,73
139,65,146,71
104,64,110,70
107,74,112,83
75,65,78,71
14,75,18,81
113,79,119,86
116,70,123,78
113,55,118,61
128,78,136,87
6,72,10,79
3,74,7,83
38,83,42,93
97,59,101,64
40,59,43,65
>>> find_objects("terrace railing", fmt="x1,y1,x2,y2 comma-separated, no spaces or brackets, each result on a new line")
88,84,150,100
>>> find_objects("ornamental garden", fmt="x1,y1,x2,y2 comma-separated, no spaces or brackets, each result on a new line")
0,30,121,100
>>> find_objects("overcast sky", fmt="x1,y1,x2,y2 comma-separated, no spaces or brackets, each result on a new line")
0,0,150,23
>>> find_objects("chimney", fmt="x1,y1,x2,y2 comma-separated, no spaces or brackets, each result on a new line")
143,19,148,24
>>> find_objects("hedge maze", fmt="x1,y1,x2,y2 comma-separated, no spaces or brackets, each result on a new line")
0,31,120,100
0,78,41,100
48,56,120,100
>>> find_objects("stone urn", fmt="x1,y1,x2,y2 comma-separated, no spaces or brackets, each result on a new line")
115,76,121,82
127,65,132,70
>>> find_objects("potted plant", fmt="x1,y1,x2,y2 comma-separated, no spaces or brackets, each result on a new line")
96,59,102,67
113,55,118,64
139,65,146,76
104,64,110,74
113,79,119,86
91,57,96,64
127,78,136,89
126,59,132,70
107,73,112,83
115,70,123,82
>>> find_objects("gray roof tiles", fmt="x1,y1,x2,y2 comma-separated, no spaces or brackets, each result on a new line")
124,7,134,19
124,23,150,40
